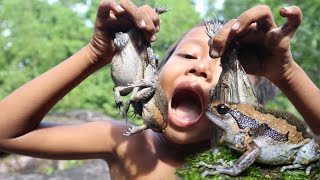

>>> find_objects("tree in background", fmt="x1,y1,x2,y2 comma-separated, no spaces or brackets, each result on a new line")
0,0,201,117
0,0,90,102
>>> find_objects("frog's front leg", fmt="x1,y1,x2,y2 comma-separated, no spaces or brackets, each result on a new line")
198,142,261,176
113,86,129,111
120,79,157,118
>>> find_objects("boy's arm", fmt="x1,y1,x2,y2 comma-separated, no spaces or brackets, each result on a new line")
0,46,98,140
275,62,320,134
0,46,120,158
208,5,320,134
0,0,160,158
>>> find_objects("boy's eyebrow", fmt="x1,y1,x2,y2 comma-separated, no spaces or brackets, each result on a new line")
175,38,206,51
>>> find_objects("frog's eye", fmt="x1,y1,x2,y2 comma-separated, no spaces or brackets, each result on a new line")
216,104,230,114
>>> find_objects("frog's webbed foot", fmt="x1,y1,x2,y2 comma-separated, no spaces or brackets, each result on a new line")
115,100,123,112
196,159,235,177
281,161,320,175
280,164,304,173
306,161,320,175
204,13,220,38
123,124,148,136
154,5,171,14
114,32,129,50
114,85,136,115
120,100,132,119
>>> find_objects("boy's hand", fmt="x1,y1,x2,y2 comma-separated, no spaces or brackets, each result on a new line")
88,0,160,66
208,5,302,85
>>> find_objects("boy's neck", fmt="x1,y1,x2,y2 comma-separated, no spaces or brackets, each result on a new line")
155,133,211,159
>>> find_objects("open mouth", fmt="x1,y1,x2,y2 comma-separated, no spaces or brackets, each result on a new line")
168,86,204,128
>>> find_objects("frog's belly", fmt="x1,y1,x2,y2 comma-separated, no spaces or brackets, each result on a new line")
253,136,308,165
111,53,142,86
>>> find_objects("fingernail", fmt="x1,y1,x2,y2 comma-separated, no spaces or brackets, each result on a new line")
231,22,240,31
150,34,157,42
140,19,146,28
209,49,220,59
116,5,125,12
155,25,160,32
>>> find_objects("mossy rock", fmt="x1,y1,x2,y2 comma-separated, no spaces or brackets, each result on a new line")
176,145,320,180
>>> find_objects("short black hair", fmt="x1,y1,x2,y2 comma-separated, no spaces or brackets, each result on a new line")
158,20,277,105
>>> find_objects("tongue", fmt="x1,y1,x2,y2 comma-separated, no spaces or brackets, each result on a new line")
174,98,201,121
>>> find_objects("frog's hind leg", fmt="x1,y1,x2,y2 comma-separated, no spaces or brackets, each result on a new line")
305,160,320,175
280,164,304,173
121,80,157,118
281,138,320,175
114,85,135,112
281,161,320,175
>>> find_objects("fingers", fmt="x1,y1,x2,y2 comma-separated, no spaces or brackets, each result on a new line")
119,0,146,28
139,5,160,41
208,19,237,58
119,0,159,42
279,5,302,38
210,5,277,57
231,5,277,33
97,0,124,20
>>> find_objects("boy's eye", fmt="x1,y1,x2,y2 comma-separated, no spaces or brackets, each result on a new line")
178,53,197,60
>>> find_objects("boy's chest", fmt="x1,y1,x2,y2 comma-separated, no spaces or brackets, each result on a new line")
111,134,181,179
109,152,179,179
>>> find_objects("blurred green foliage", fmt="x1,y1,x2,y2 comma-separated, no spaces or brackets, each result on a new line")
1,0,319,178
0,0,201,119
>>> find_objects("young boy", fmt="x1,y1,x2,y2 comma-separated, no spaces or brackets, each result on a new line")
0,0,319,179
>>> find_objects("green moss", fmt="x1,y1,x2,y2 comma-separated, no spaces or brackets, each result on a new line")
177,145,320,179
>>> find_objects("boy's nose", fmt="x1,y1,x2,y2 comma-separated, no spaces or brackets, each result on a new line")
187,58,219,81
188,64,208,79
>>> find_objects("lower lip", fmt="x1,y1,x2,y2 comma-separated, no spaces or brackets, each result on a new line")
168,111,201,128
168,83,204,129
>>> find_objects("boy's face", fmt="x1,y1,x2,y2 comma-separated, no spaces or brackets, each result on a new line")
159,26,222,144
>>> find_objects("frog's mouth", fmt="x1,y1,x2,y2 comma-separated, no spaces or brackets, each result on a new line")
168,84,204,129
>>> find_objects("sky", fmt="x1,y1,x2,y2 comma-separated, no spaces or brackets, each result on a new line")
48,0,224,18
193,0,224,17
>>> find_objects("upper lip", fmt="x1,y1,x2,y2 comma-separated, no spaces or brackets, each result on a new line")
171,81,205,106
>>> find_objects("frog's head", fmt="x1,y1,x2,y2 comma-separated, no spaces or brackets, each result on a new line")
206,103,239,132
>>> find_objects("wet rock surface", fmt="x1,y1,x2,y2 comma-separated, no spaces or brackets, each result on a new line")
0,109,118,180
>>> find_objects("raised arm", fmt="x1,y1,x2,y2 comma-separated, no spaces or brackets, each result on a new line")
208,5,320,134
0,0,160,159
